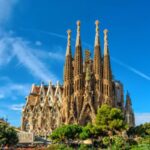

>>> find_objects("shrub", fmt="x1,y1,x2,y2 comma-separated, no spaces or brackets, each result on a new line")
0,123,18,147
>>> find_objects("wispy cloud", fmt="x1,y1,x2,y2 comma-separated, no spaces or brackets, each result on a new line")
135,113,150,125
0,77,30,100
49,51,64,61
0,0,59,83
0,34,58,83
13,37,57,83
0,32,15,65
35,41,42,46
20,28,92,48
32,46,65,61
111,57,150,81
0,0,19,27
9,103,24,111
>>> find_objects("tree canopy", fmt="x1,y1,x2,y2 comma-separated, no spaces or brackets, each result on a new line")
49,124,82,143
0,122,18,147
95,104,127,132
127,122,150,137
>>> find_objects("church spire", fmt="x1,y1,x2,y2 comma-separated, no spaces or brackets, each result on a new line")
103,29,113,106
66,29,72,56
63,29,73,123
74,20,83,77
103,29,112,80
73,20,83,119
93,20,102,75
93,20,102,99
64,29,73,83
76,20,81,47
94,20,100,46
125,92,135,127
126,91,132,107
104,29,109,56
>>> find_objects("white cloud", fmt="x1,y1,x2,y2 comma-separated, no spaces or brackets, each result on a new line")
20,28,93,49
0,34,58,83
0,36,15,66
111,57,150,81
135,113,150,125
48,51,64,61
0,94,4,99
35,41,42,46
13,37,57,83
31,46,65,61
0,0,19,26
0,77,30,100
9,103,24,111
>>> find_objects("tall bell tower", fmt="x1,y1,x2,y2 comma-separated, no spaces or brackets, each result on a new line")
93,20,103,106
103,29,114,106
63,30,73,123
73,21,84,120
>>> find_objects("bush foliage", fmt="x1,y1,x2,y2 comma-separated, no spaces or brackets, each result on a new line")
49,104,150,149
0,122,18,147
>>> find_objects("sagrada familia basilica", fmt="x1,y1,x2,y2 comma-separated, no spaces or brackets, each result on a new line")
21,21,135,136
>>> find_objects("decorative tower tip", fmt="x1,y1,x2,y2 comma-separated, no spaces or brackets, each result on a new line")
77,20,81,26
95,20,100,46
104,29,109,56
76,20,81,47
95,20,99,26
67,29,71,35
104,29,108,34
66,29,71,56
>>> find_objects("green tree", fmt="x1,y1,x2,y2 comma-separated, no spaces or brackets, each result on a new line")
127,122,150,137
102,136,111,148
49,124,82,144
0,123,18,147
95,104,127,134
112,135,125,149
79,123,100,140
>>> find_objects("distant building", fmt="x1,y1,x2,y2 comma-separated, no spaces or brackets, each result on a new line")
21,21,135,136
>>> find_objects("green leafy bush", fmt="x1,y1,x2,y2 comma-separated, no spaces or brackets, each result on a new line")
0,123,18,147
49,124,82,143
95,104,127,133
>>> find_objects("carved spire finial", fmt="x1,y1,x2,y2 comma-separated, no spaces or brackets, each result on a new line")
126,91,131,105
95,20,99,33
95,20,100,46
104,29,109,56
66,29,71,56
76,20,81,46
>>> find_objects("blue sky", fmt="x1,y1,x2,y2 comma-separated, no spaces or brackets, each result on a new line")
0,0,150,127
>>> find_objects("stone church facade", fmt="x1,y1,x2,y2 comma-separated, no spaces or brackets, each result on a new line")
21,21,135,136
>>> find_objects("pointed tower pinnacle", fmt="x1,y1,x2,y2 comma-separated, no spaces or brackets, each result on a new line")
93,20,102,98
63,28,73,123
95,20,100,46
103,29,111,80
66,29,72,56
103,29,113,106
74,20,83,77
104,29,109,56
126,91,132,106
76,20,81,47
74,20,83,119
125,91,135,127
64,29,73,82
